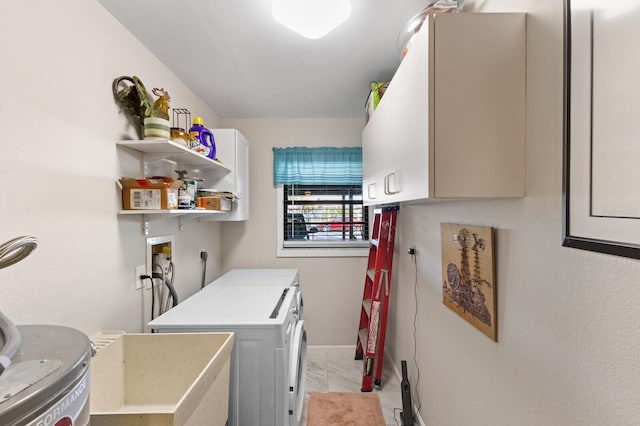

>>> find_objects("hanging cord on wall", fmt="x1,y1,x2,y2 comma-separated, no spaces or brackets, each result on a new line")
411,249,422,418
141,275,155,324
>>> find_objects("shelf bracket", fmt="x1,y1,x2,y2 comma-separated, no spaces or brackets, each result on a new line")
178,216,185,232
143,216,150,236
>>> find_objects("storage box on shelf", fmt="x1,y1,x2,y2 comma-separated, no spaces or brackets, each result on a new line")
120,177,183,210
362,13,526,206
198,195,232,212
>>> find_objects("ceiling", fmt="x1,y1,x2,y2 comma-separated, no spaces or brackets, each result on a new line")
98,0,429,118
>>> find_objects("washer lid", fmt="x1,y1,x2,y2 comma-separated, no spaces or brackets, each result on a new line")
0,325,91,423
211,269,299,288
150,286,295,327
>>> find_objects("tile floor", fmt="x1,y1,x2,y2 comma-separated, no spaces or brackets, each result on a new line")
301,346,404,426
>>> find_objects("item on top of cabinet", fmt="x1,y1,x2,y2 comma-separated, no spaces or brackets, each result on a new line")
189,117,217,159
397,0,464,58
112,75,153,125
365,81,390,123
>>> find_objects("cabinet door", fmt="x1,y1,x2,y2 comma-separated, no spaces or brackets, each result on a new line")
432,13,526,197
207,129,250,221
362,112,386,205
230,132,249,220
210,129,237,193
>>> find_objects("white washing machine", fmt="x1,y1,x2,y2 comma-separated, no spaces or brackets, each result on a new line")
149,269,306,426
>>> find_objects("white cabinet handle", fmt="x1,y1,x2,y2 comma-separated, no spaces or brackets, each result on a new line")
367,183,377,199
384,172,401,195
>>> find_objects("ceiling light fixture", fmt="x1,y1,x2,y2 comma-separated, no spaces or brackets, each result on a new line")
272,0,352,39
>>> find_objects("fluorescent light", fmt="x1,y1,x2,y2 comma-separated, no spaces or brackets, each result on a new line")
272,0,352,39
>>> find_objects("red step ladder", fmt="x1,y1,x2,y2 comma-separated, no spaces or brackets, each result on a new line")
355,205,399,392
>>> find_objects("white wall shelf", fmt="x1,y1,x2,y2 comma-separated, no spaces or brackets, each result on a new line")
119,209,227,235
119,209,227,218
117,139,232,173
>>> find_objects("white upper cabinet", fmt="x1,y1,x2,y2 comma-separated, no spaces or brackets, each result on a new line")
202,129,250,221
362,13,526,206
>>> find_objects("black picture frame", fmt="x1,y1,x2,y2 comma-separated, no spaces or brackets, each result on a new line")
563,0,640,259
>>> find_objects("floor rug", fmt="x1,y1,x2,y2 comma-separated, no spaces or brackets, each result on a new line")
307,392,385,426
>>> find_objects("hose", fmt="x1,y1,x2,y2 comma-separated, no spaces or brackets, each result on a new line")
153,261,178,314
0,236,38,270
165,261,178,309
0,235,39,377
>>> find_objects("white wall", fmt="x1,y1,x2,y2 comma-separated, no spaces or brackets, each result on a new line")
387,1,640,425
219,118,368,345
0,0,224,336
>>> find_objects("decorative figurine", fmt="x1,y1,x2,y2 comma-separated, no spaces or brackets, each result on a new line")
152,88,171,120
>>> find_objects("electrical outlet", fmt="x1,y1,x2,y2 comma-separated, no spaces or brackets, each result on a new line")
135,265,146,290
199,248,206,260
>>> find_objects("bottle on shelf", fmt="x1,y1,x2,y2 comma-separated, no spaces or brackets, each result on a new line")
188,117,216,160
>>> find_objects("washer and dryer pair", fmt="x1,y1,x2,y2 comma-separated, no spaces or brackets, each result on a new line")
150,269,306,426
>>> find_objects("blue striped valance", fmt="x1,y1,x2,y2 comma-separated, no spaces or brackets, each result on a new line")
273,147,362,185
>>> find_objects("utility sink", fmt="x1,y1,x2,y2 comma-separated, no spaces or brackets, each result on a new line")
90,332,233,426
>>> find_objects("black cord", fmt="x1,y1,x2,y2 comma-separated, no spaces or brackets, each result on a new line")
141,275,155,323
200,250,208,289
412,253,422,418
393,408,403,426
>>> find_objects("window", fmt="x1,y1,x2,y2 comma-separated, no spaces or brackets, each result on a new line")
273,147,369,257
283,184,369,245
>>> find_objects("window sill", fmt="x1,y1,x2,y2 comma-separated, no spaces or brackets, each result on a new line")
277,245,369,258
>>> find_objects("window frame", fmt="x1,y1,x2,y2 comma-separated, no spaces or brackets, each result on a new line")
276,185,369,258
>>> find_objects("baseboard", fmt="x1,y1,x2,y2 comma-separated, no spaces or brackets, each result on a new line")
307,344,357,350
385,350,426,426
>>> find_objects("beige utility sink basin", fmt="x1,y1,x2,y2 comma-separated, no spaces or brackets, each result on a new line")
90,332,233,426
